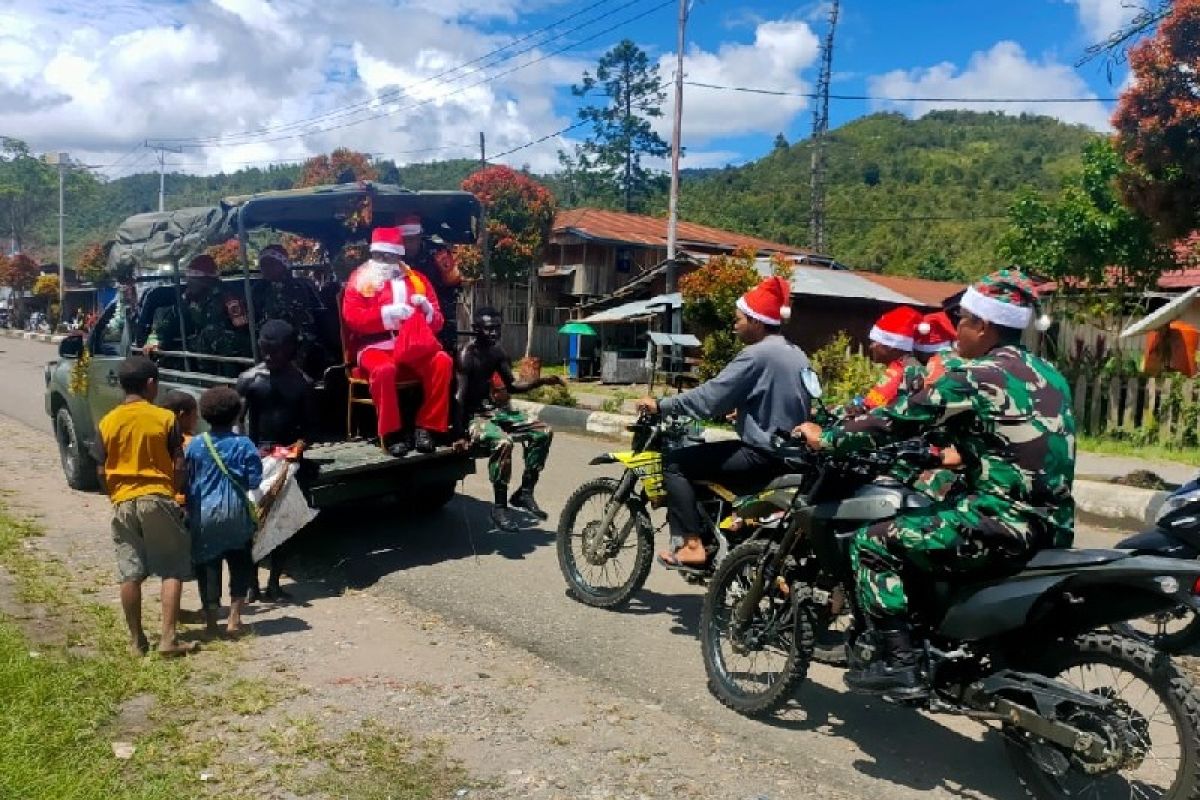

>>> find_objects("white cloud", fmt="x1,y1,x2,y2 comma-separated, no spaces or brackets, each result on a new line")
1072,0,1140,42
659,20,820,149
866,41,1113,130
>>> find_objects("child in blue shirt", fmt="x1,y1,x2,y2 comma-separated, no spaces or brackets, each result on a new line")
186,386,262,636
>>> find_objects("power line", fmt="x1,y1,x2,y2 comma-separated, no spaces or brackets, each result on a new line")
489,120,589,160
167,0,659,147
683,80,1121,103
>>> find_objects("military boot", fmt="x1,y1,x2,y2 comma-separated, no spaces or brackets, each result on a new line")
844,624,924,699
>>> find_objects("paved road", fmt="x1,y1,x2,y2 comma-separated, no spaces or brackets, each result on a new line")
7,335,1135,800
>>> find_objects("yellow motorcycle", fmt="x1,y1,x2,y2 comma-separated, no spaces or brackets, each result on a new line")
556,412,802,609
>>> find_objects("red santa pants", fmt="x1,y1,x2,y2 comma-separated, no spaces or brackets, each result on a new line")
359,347,453,438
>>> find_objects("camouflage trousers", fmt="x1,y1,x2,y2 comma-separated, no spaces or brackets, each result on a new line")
469,412,554,488
850,495,1030,618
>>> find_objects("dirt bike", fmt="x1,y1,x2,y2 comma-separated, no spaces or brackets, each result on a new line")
700,435,1200,800
556,412,802,609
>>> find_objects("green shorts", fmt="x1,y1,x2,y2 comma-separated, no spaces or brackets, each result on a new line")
111,495,192,582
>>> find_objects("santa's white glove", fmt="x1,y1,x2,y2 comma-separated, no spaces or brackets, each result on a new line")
381,302,413,329
411,293,435,322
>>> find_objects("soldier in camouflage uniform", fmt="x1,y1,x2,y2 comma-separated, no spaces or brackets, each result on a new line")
400,215,463,354
251,245,330,378
798,269,1074,695
457,307,562,532
144,254,252,376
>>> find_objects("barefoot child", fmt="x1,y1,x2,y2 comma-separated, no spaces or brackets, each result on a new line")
186,386,262,636
93,356,194,656
161,390,198,507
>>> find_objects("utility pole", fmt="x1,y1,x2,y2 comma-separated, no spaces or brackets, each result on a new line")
808,0,840,255
479,131,492,297
666,0,688,353
146,141,182,213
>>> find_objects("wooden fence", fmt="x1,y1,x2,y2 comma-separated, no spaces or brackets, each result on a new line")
1069,371,1200,445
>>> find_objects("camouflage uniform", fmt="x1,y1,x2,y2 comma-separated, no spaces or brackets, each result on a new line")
252,278,330,376
823,344,1076,618
469,406,554,490
147,285,252,375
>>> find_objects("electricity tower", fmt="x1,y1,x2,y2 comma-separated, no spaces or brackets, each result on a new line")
808,0,840,255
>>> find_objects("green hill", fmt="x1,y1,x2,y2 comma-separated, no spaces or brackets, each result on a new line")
43,111,1097,280
678,110,1100,279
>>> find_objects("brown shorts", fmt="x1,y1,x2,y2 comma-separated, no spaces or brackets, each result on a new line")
111,495,192,582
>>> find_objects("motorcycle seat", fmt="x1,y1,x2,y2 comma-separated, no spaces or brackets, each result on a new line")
1023,548,1129,570
764,474,806,491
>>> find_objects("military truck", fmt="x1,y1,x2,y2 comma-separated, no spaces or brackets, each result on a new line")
44,182,480,511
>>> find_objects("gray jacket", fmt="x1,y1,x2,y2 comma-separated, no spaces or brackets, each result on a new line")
658,334,812,449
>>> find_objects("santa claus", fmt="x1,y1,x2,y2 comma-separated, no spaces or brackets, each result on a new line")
341,226,453,457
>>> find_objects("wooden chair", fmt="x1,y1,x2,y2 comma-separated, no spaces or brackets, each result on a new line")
337,291,419,440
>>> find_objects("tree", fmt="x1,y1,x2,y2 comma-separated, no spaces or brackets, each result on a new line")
76,241,110,285
915,253,966,282
773,134,789,152
568,40,670,213
33,274,59,299
296,148,379,189
460,166,556,358
206,238,243,272
0,253,41,322
1112,0,1200,241
679,248,761,378
0,138,55,253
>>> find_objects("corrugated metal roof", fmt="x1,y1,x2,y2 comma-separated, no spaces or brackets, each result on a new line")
554,208,808,255
580,292,681,324
786,265,922,305
648,332,701,347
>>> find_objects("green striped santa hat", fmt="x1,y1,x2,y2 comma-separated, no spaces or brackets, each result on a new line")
960,268,1051,332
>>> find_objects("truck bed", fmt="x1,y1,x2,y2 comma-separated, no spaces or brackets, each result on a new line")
302,439,475,509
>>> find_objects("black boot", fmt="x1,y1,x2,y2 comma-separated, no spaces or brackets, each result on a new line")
844,623,924,698
510,488,547,520
490,505,520,532
413,428,436,454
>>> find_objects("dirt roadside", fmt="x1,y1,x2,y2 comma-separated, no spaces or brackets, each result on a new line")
0,414,836,800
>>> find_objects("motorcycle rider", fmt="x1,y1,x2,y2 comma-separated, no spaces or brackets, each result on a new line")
797,268,1075,696
637,276,813,571
857,306,925,413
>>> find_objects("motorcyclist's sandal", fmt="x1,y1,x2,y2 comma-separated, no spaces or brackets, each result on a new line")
657,549,714,576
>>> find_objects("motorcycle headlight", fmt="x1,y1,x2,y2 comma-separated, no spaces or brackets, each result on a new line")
1156,487,1200,525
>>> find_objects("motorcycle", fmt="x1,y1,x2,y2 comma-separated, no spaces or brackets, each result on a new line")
1113,477,1200,652
556,411,804,609
700,435,1200,800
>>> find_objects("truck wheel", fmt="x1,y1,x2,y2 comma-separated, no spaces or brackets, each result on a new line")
55,406,99,492
413,479,458,514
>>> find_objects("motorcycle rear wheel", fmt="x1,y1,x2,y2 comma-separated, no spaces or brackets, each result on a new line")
556,477,654,609
1006,632,1200,800
1113,607,1200,654
700,539,812,717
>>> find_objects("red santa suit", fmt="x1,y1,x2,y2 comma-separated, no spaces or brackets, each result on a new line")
341,235,453,439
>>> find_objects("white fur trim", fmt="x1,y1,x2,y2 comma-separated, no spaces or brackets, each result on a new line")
917,321,931,335
1035,313,1053,332
370,242,406,256
400,223,422,235
869,325,915,351
960,286,1033,329
915,341,953,353
736,296,781,326
779,305,791,322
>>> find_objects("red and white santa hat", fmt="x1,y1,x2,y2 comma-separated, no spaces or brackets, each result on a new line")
399,214,422,237
915,311,956,353
869,306,923,351
736,276,792,326
369,226,406,256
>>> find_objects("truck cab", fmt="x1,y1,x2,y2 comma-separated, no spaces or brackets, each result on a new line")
45,182,480,511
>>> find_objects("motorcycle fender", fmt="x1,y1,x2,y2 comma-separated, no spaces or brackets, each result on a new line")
938,574,1069,642
589,453,620,466
1116,528,1200,559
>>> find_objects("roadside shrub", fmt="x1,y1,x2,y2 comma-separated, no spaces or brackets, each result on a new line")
810,331,880,406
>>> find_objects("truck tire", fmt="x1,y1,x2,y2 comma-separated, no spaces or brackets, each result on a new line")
54,406,99,492
412,479,458,513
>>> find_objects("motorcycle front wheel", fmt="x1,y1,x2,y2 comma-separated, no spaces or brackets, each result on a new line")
556,477,654,609
700,539,812,717
1006,632,1200,800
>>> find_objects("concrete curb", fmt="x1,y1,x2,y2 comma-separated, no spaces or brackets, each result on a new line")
510,399,1168,529
1,329,64,344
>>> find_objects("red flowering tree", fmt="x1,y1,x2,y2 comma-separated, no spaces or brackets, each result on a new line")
296,149,379,189
281,233,321,264
459,166,556,283
76,241,110,285
206,238,242,272
680,248,761,378
1112,0,1200,240
0,253,40,323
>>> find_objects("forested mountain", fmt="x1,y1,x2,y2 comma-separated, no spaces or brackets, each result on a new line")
32,110,1098,280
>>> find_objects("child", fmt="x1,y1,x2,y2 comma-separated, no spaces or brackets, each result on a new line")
161,390,198,507
92,356,194,657
236,319,316,600
186,386,262,636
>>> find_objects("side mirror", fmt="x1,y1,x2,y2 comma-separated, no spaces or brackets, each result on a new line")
801,367,823,400
58,334,84,360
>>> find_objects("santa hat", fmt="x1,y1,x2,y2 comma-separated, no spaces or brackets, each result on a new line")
915,311,956,353
369,226,406,256
961,268,1051,331
184,254,218,278
870,306,923,351
399,214,423,237
736,276,792,326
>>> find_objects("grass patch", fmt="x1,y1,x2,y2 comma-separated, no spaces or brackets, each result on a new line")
1078,435,1200,468
303,722,470,800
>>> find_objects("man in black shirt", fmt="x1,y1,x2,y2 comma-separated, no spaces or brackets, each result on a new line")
456,307,562,531
235,320,317,600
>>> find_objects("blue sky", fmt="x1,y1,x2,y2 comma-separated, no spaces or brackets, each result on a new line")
0,0,1134,175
